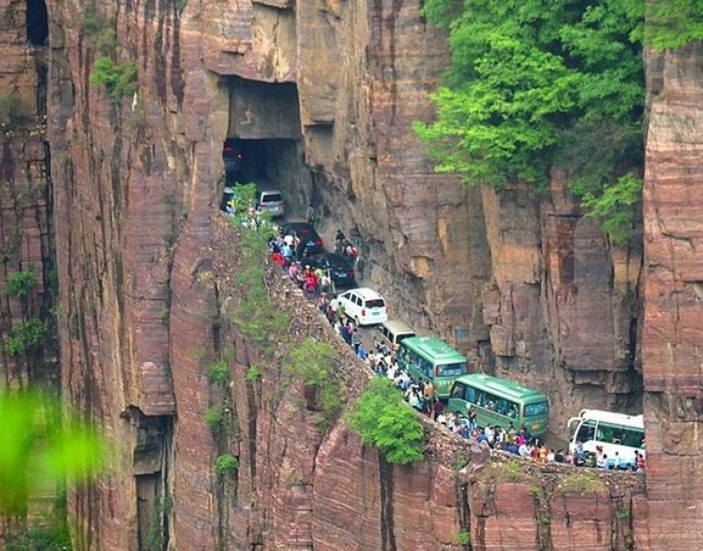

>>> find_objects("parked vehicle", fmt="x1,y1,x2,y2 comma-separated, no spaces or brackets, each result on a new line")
304,252,355,286
279,222,324,256
447,373,549,435
257,189,285,218
337,287,388,326
397,336,469,399
376,319,416,353
567,409,645,468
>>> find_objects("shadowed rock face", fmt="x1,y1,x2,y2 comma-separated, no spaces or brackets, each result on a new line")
0,0,682,549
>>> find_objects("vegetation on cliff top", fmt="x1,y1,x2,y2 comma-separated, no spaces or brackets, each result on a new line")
417,0,648,242
348,378,424,465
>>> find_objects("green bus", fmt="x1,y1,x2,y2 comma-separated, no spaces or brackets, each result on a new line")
397,336,469,398
447,373,549,436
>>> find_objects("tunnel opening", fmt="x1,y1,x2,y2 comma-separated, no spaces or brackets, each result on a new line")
222,77,316,218
26,0,49,46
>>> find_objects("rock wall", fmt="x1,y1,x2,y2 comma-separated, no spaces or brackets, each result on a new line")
18,0,700,549
0,0,54,388
640,42,703,549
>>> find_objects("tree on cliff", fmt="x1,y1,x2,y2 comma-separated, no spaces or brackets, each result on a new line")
348,378,424,465
416,0,646,242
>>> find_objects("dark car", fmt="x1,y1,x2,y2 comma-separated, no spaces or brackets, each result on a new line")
305,252,355,286
279,222,324,256
223,139,243,173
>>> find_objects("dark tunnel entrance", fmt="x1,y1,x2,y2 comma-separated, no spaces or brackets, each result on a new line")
222,77,315,218
26,0,49,46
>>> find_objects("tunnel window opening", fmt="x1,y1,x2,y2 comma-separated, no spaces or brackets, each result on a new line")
26,0,49,46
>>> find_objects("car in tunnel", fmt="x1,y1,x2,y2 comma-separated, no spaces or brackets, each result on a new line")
279,222,324,257
302,252,355,287
223,139,244,173
257,189,285,218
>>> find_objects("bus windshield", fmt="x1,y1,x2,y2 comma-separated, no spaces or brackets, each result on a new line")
437,362,467,377
524,401,548,417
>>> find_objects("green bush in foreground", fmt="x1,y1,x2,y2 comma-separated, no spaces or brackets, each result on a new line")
348,378,424,465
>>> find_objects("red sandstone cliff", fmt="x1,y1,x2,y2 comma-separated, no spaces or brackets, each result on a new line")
0,0,692,549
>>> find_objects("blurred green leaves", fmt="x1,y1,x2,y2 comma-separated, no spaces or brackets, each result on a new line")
0,390,104,517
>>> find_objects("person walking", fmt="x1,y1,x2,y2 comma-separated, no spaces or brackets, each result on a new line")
351,328,362,353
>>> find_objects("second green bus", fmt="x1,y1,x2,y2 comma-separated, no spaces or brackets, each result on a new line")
396,336,469,398
447,373,549,436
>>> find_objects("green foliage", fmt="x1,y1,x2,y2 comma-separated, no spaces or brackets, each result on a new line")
223,344,236,360
144,493,173,551
230,198,289,350
204,406,223,433
454,528,471,546
418,0,645,238
90,57,137,103
4,523,72,550
348,378,424,465
0,391,103,517
245,364,262,381
575,172,642,243
556,469,607,493
83,9,117,53
481,460,525,483
6,269,38,301
215,453,239,478
159,308,169,323
4,318,47,356
0,92,26,130
207,360,230,384
283,337,342,430
625,0,703,50
615,506,631,519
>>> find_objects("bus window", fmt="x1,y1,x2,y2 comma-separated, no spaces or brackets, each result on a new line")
576,420,596,442
451,382,466,399
466,386,476,403
418,356,432,378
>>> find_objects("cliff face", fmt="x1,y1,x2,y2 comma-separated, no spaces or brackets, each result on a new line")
0,0,54,388
640,43,703,549
3,0,691,549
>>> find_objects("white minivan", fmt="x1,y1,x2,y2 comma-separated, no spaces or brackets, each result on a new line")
338,287,388,326
376,319,416,352
257,189,285,218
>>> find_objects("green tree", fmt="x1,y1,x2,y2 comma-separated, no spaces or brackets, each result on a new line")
348,378,424,465
90,57,137,103
6,269,38,301
625,0,703,50
283,337,343,430
416,0,645,241
4,318,47,356
215,454,239,478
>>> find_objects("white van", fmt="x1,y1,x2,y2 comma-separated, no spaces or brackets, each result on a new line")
376,319,416,352
337,287,388,326
257,189,285,218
